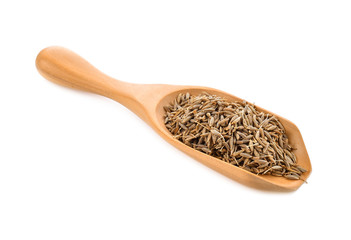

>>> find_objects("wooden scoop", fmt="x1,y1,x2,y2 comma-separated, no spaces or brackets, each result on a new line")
36,46,311,191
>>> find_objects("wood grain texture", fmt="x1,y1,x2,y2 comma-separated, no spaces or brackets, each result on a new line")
36,46,312,191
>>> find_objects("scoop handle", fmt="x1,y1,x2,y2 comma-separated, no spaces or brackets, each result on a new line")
36,46,137,101
36,46,147,118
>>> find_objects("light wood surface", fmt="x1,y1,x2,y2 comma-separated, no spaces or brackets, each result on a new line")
36,46,312,191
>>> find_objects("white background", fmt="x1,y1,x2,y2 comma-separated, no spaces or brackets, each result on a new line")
1,1,350,239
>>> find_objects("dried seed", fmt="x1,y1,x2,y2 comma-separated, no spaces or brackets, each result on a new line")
179,122,188,130
233,149,245,157
237,140,250,144
240,153,252,158
284,174,300,180
271,166,283,170
266,125,276,131
296,165,307,173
